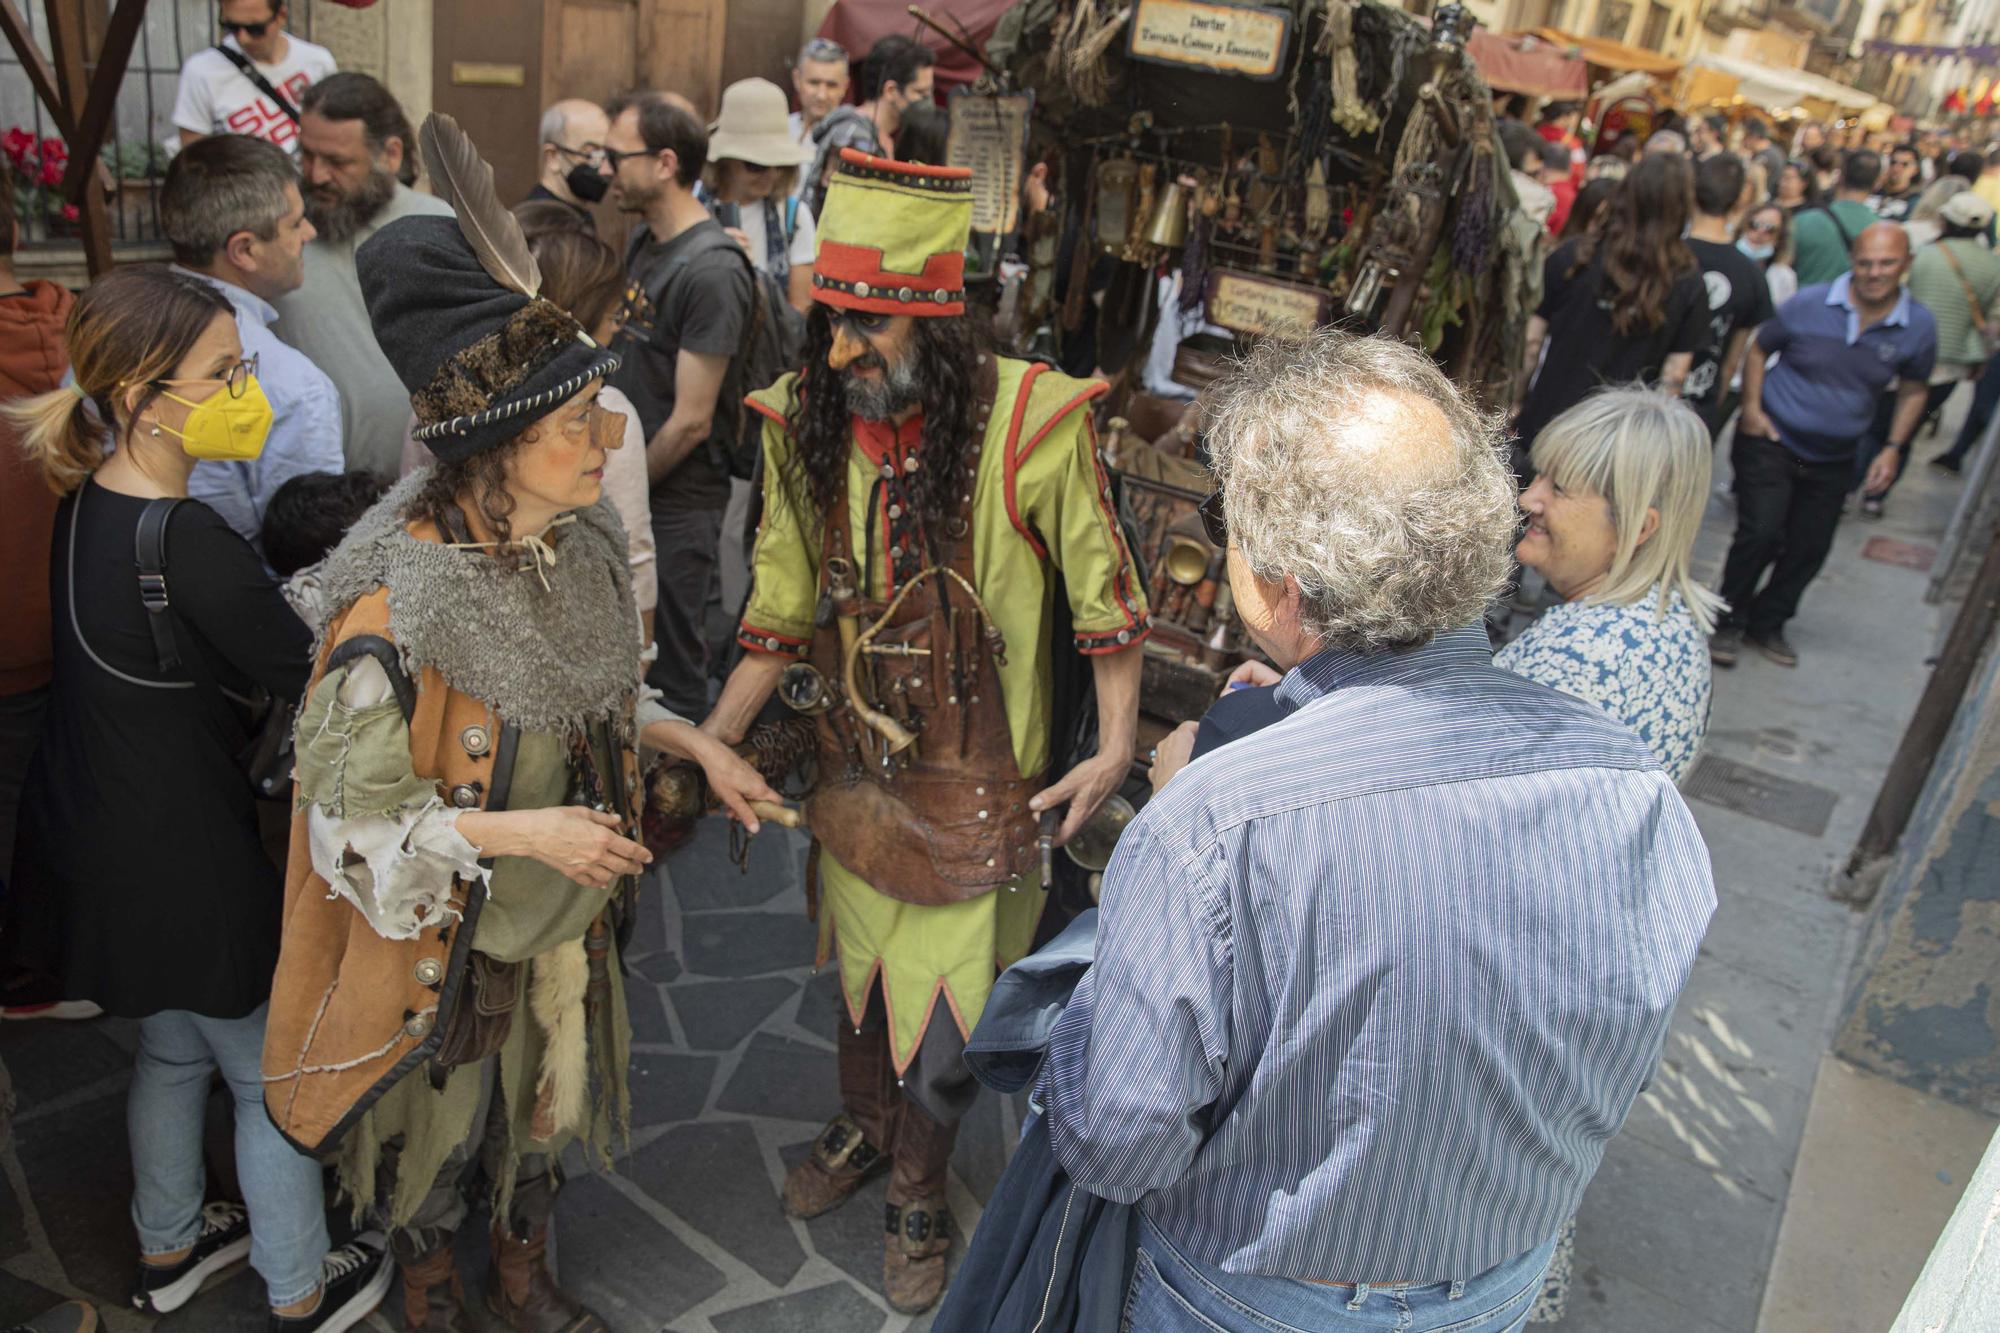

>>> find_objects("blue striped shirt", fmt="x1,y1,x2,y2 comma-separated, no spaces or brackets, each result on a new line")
1041,626,1715,1283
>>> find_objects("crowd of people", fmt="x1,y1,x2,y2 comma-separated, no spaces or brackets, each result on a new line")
1507,106,1998,669
0,4,1991,1332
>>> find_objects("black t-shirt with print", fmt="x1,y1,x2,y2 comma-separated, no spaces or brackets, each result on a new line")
609,218,752,511
1682,238,1776,413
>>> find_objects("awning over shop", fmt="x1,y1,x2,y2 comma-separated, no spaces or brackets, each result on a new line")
1686,52,1877,113
1531,28,1684,78
817,0,1016,92
1467,30,1588,100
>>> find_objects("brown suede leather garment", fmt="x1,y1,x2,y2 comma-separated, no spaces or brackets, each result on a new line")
802,369,1044,903
260,586,498,1153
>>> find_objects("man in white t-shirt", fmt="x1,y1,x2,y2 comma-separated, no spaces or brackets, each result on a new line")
172,0,336,154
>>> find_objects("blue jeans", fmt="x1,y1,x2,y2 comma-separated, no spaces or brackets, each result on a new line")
130,1005,327,1306
1124,1213,1555,1332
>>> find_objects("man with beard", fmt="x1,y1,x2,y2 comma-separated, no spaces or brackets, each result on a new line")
271,72,450,479
701,149,1148,1314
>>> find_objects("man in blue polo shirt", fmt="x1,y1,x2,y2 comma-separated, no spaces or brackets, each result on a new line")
1712,223,1936,669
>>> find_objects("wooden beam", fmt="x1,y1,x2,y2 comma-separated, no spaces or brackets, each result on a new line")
61,0,147,200
0,0,73,138
45,0,110,276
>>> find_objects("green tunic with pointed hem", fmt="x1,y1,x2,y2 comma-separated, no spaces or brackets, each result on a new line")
736,357,1150,1072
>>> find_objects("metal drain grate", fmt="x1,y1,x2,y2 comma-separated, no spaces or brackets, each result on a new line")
1683,754,1839,837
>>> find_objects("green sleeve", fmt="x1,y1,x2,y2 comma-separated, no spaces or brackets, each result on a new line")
736,414,819,658
1013,411,1153,655
294,661,439,819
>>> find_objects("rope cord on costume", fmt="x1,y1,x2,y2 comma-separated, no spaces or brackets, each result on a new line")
445,511,579,592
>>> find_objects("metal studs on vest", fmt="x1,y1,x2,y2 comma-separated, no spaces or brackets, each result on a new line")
414,958,444,986
880,463,896,481
404,1011,435,1038
459,724,491,757
449,781,483,808
904,456,920,473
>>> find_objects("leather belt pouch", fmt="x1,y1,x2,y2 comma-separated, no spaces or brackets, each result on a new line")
432,950,520,1072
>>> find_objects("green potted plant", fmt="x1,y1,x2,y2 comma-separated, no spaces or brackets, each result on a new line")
102,140,169,241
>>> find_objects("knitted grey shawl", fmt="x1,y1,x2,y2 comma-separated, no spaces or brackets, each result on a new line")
315,470,640,737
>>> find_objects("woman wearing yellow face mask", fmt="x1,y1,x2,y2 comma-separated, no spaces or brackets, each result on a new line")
1,265,392,1329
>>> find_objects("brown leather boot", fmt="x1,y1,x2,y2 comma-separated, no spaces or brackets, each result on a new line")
883,1194,953,1314
395,1241,472,1332
486,1220,609,1333
880,1099,960,1314
782,1113,889,1218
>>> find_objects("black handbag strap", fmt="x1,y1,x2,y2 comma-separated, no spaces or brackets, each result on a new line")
213,44,301,125
135,497,186,674
132,497,254,747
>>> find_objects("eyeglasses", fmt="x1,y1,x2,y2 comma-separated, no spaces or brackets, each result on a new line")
1198,489,1227,548
1745,219,1780,234
154,354,260,399
600,145,657,170
552,142,608,168
220,17,275,38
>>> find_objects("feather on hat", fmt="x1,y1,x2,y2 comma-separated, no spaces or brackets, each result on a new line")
356,113,619,463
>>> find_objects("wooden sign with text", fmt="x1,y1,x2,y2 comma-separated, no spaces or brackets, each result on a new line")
1127,0,1292,81
1204,269,1329,337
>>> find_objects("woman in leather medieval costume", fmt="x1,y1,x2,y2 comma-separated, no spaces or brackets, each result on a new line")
258,116,777,1333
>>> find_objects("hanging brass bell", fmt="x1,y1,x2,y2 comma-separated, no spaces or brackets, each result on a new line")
1144,178,1190,250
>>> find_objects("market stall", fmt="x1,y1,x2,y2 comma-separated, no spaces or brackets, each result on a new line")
958,0,1529,766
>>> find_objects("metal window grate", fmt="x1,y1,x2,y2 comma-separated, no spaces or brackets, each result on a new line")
1683,754,1840,838
1,0,322,249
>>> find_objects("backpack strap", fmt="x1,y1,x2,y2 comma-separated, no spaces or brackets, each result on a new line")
212,44,301,125
135,498,188,674
1809,202,1858,254
324,634,417,724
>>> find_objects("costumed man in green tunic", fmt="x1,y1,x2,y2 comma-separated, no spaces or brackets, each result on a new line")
261,115,779,1333
701,148,1149,1314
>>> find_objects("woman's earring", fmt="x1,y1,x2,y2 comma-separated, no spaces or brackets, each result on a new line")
148,423,162,437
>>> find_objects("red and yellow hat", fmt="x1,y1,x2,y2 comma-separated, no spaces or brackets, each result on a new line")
812,149,972,318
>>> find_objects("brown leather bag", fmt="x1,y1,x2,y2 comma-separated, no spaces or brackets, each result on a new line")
430,950,521,1072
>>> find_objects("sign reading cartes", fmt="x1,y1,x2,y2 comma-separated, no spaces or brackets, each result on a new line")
1127,0,1293,81
1205,269,1328,337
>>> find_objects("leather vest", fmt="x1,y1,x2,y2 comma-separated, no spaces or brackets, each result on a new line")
802,368,1044,905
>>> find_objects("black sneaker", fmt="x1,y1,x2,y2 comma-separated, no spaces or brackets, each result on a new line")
132,1201,251,1314
1709,627,1743,668
1748,630,1799,668
267,1233,392,1333
1930,454,1963,475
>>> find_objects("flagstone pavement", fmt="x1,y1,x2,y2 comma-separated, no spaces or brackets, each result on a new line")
0,816,1017,1333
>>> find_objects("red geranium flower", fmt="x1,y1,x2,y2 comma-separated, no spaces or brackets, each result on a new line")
60,203,79,222
39,157,64,187
1,127,33,169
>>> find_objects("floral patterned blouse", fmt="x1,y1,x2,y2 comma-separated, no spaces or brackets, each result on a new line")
1496,587,1712,783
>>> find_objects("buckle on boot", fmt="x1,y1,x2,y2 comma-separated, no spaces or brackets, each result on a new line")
886,1202,952,1252
814,1114,882,1175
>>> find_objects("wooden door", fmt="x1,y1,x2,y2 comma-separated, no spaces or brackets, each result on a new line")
431,0,545,204
722,0,807,98
638,0,728,116
542,0,641,110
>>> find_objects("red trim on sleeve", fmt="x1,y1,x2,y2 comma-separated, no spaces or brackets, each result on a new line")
736,621,811,658
1016,381,1110,465
744,397,789,429
1075,413,1151,650
1002,363,1050,559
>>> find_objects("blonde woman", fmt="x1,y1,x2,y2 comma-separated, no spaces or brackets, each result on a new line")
1499,386,1723,784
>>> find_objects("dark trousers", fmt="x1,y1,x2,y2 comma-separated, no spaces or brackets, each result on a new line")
647,504,724,720
0,686,48,890
1940,357,2000,466
1858,382,1959,499
1718,435,1852,637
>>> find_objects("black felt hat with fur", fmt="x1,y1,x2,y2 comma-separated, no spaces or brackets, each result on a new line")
354,114,618,464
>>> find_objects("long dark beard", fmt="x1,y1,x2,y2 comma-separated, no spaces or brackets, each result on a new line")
782,308,988,550
307,167,396,245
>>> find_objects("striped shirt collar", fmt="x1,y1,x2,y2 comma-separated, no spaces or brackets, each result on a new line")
1275,623,1493,708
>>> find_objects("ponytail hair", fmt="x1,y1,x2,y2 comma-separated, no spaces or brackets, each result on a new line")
2,266,232,495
